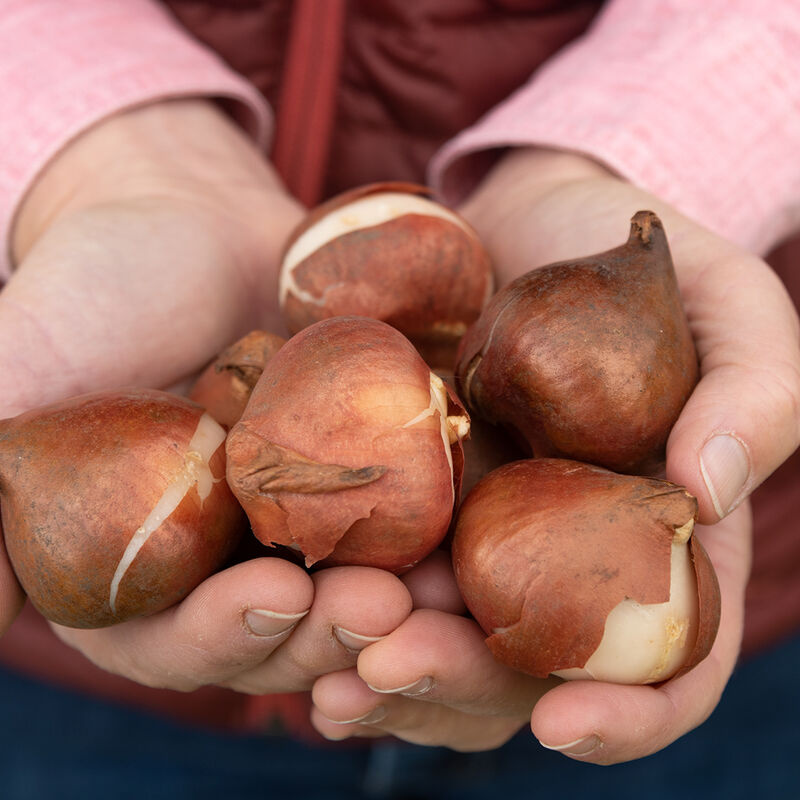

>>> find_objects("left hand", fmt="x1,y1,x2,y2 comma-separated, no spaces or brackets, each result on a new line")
309,146,799,761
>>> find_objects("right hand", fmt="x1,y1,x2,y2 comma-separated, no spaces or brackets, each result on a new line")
51,560,413,697
0,98,311,642
0,99,418,690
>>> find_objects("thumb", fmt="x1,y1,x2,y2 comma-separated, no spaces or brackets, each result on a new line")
667,251,800,524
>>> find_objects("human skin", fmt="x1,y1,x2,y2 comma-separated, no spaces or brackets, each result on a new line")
2,108,798,764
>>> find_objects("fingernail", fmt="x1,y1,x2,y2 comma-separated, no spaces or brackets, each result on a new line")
333,626,386,652
700,433,750,517
367,676,434,697
539,734,601,757
245,608,308,638
326,706,387,726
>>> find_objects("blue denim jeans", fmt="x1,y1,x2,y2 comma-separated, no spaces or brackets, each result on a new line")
1,631,799,800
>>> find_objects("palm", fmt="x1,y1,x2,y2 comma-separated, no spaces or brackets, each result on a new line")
0,201,278,417
460,168,800,524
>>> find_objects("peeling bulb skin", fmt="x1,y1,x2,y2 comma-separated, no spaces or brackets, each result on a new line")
278,182,494,369
107,412,226,615
425,371,467,499
553,538,699,684
280,191,476,291
454,211,699,476
0,390,245,628
226,316,470,573
451,458,721,683
435,370,525,502
189,330,286,429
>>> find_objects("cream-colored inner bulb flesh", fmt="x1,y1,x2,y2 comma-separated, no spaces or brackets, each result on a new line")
553,522,698,684
279,192,474,306
108,413,226,613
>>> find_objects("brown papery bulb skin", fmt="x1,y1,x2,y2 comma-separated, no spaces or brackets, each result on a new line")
455,211,699,476
226,316,470,573
189,330,286,429
279,182,494,369
452,459,720,683
0,390,245,628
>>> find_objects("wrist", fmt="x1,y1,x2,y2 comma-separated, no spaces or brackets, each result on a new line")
457,147,714,288
458,147,616,223
457,147,624,284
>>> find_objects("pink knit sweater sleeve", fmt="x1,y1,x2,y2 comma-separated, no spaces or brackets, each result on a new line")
430,0,800,256
0,0,272,277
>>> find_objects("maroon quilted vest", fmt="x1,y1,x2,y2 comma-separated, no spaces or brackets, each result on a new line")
162,0,605,205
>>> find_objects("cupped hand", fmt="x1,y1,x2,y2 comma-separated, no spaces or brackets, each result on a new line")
0,99,304,635
312,146,799,761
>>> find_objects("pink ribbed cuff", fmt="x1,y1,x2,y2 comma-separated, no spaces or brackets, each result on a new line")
430,0,800,256
0,0,272,277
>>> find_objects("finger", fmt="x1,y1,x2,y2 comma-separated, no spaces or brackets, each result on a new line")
0,531,25,636
667,250,800,523
51,556,314,691
310,668,525,751
531,503,751,764
228,566,413,695
310,668,390,738
400,549,467,614
356,608,555,718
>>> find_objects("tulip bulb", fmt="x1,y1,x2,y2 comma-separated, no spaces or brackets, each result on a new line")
455,211,698,476
0,389,244,628
189,330,286,428
451,459,720,684
279,182,494,368
226,316,469,572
